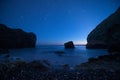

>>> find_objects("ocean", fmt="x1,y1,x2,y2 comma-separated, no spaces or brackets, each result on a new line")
1,45,109,67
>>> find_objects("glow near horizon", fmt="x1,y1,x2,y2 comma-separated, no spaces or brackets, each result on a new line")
37,40,87,45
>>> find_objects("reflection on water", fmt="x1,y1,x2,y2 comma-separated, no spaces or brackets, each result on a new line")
1,45,109,67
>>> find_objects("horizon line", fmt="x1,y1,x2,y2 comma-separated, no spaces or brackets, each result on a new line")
36,43,87,46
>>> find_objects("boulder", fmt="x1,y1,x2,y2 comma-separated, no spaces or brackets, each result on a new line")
28,60,49,71
0,24,36,49
86,7,120,49
64,41,75,49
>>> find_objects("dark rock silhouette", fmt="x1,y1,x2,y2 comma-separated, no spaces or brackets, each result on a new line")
28,60,49,71
0,24,36,49
107,24,120,53
86,41,107,49
4,54,10,58
108,43,120,53
86,7,120,49
0,49,9,54
64,41,75,49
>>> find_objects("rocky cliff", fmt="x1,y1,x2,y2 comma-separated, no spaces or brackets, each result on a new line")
86,7,120,49
0,24,36,49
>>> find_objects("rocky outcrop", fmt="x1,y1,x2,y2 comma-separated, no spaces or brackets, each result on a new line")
64,41,75,49
0,49,9,54
0,24,36,49
107,24,120,53
86,41,107,49
86,7,120,49
108,42,120,53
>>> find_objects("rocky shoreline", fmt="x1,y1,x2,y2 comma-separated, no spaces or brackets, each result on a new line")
0,53,120,80
1,69,118,80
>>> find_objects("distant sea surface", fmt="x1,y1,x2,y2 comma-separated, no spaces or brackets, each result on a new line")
2,45,109,67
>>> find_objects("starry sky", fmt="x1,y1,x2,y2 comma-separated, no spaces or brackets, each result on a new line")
0,0,120,45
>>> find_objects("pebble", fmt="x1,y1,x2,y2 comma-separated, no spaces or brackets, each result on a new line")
0,61,120,80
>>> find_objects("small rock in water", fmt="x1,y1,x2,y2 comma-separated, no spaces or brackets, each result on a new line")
64,41,75,49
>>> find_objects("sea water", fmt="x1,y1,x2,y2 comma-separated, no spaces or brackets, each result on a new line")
1,45,109,67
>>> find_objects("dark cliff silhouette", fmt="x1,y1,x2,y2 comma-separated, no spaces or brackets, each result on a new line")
0,24,36,49
86,7,120,50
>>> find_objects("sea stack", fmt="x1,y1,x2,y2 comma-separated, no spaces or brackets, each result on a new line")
86,7,120,49
64,41,75,49
0,24,36,49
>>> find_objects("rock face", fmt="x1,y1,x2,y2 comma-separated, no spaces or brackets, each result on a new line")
64,41,75,49
86,7,120,49
107,24,120,53
0,49,9,54
0,24,36,49
108,42,120,53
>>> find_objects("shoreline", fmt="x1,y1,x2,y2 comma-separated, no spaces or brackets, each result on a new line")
0,53,120,80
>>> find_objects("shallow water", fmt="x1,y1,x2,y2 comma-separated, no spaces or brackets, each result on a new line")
1,45,109,67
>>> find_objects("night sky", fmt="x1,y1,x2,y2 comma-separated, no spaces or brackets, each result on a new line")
0,0,120,45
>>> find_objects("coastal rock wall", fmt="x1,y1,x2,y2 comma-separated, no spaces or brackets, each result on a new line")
0,24,36,49
86,7,120,49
